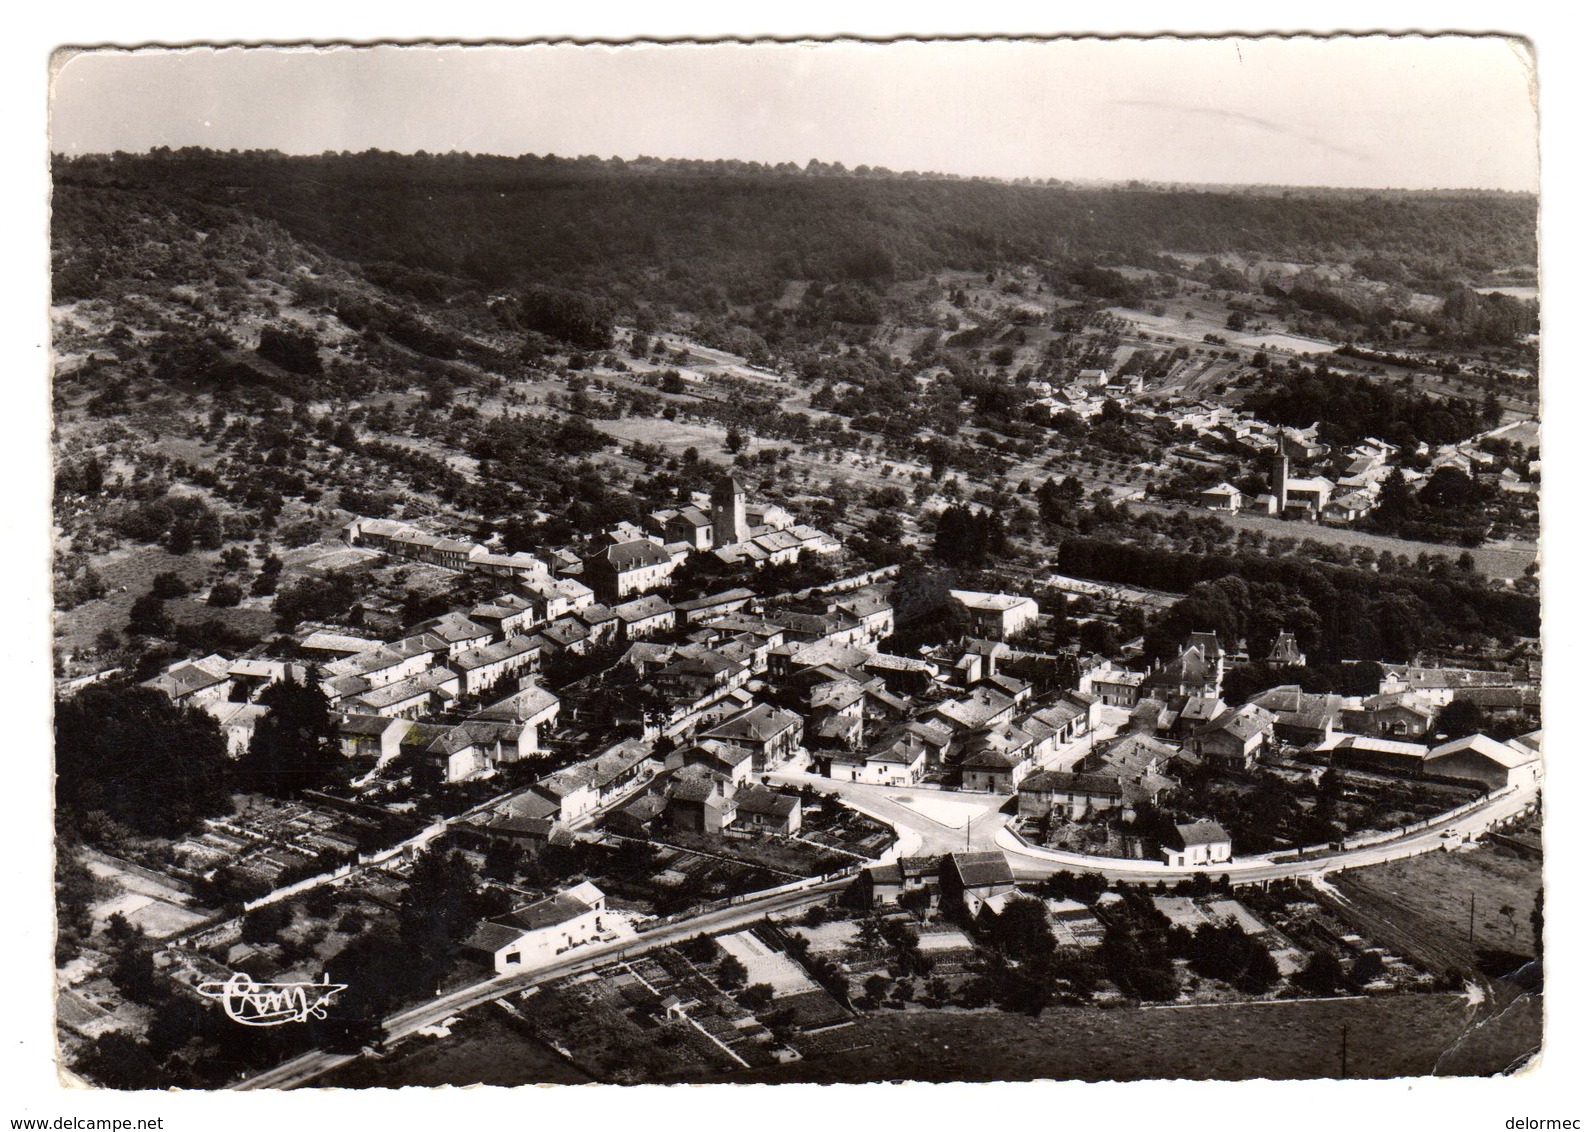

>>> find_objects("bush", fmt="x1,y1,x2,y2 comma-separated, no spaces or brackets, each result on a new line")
716,955,748,990
149,571,190,599
736,983,775,1013
241,901,293,944
207,581,244,608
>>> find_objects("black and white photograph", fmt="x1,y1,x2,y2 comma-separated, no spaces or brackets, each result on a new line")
26,14,1575,1115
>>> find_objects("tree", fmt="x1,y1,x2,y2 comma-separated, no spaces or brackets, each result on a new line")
56,685,232,838
107,924,161,1004
717,954,749,990
855,913,886,950
125,592,174,638
900,887,933,923
398,848,481,981
76,1032,161,1090
208,581,244,608
736,983,775,1012
241,672,340,796
519,285,615,351
149,571,190,599
991,895,1057,962
862,973,893,1007
242,901,294,945
258,326,324,375
1292,951,1344,996
1434,699,1485,739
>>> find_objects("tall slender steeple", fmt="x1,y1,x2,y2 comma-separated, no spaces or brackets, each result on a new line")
711,473,748,548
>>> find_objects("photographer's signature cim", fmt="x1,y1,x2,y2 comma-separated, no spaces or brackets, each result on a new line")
197,972,347,1026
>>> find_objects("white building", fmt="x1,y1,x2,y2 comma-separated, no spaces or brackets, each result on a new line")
464,882,610,975
1162,820,1233,868
948,590,1041,640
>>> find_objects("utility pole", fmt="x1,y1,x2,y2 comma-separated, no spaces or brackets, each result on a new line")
1340,1024,1349,1078
1470,893,1476,944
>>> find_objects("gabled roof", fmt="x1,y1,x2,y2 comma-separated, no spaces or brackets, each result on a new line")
669,507,713,529
836,591,892,619
590,740,654,786
947,850,1015,889
811,679,868,712
1171,820,1230,848
906,719,955,748
863,651,937,673
734,785,798,819
1020,770,1126,797
412,612,492,644
1146,645,1212,688
338,713,406,738
451,634,540,672
595,539,672,572
576,603,618,626
472,684,559,724
674,588,757,614
465,921,529,953
703,703,802,745
470,593,535,620
354,672,446,710
540,619,590,647
863,735,928,766
1178,695,1226,725
1200,703,1276,742
499,885,603,932
1334,735,1430,759
399,722,453,751
537,768,597,798
614,594,675,623
949,590,1037,613
142,658,231,699
1427,733,1536,768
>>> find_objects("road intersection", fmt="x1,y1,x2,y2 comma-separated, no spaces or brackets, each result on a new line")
238,742,1535,1089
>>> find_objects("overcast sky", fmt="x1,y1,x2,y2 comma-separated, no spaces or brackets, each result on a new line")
50,37,1538,190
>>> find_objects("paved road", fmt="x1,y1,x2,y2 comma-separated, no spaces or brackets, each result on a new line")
233,877,849,1090
236,758,1532,1089
997,784,1535,882
773,758,1533,885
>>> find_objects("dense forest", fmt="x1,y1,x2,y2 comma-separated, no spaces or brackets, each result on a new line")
53,150,1537,320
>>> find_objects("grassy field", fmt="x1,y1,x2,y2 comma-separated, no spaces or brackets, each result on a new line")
320,1008,591,1088
1333,844,1543,966
696,993,1540,1084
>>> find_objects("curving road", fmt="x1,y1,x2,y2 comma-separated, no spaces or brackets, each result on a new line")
771,761,1535,884
233,877,849,1090
236,764,1532,1089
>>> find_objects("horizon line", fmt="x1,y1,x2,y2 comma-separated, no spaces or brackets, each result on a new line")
50,146,1540,196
